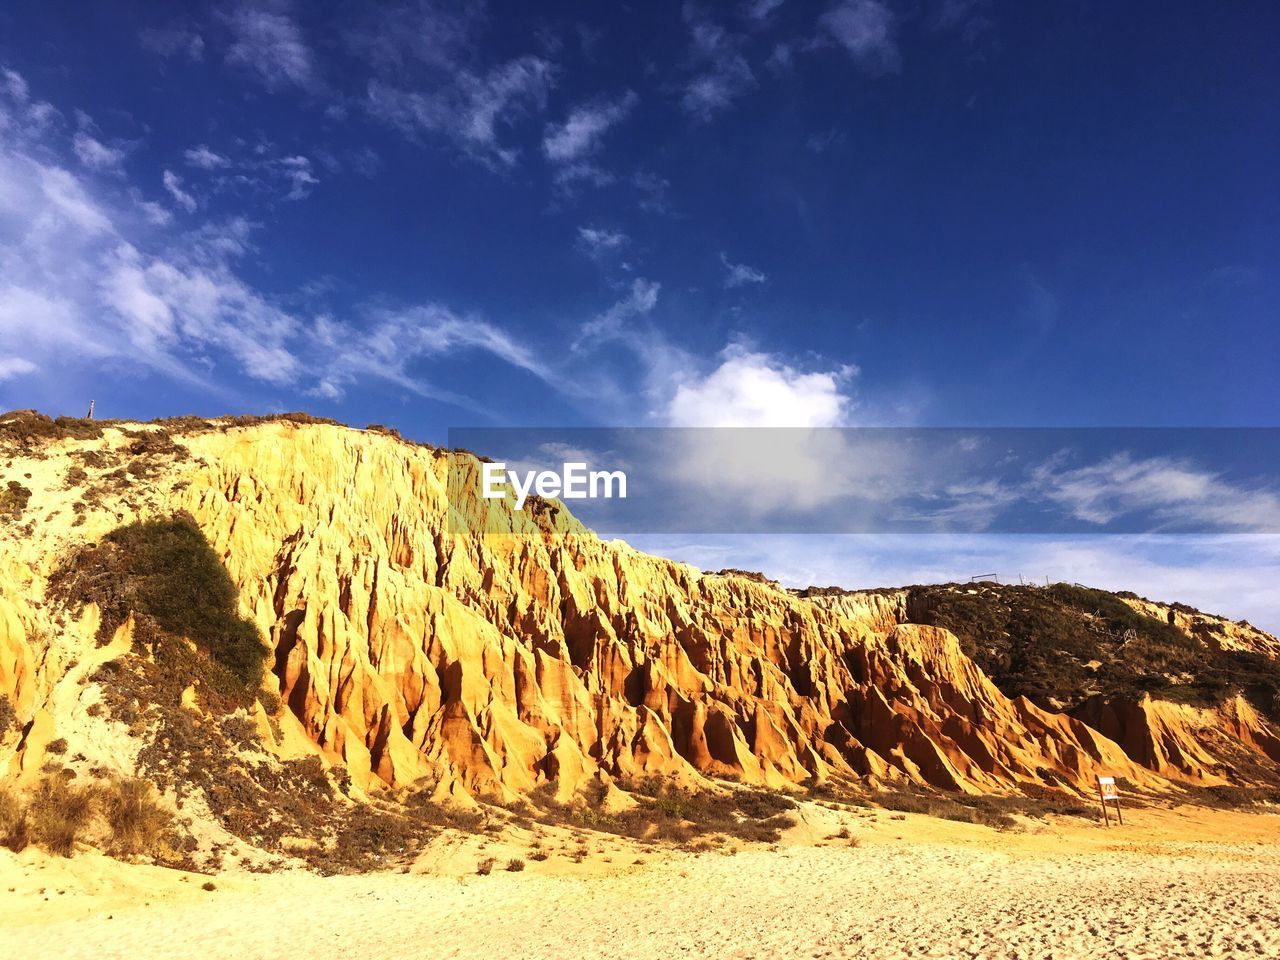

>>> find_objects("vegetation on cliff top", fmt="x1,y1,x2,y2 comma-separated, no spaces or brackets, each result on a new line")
909,582,1280,719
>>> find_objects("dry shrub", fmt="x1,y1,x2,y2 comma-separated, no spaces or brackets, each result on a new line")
100,778,174,857
873,788,1051,830
0,694,15,735
0,480,32,519
530,778,797,846
476,857,496,875
1,774,178,860
0,410,104,443
505,858,525,872
0,786,21,844
25,777,95,856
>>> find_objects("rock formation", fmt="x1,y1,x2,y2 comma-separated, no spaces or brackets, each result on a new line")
2,414,1278,806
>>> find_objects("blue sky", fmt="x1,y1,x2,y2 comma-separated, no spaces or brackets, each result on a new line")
1,2,1277,624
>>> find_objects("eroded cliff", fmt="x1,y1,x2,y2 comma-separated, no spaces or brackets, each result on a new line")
2,413,1279,816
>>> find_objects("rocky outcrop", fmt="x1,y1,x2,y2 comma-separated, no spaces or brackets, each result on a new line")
3,417,1279,801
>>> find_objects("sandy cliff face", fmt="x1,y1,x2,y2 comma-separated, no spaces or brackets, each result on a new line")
2,417,1278,801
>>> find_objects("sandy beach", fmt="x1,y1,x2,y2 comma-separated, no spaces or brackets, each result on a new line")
3,803,1277,960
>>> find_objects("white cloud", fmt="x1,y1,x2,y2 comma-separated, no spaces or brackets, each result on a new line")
820,0,900,76
353,0,486,75
135,197,172,226
0,70,60,138
162,170,197,213
667,345,854,427
721,252,767,288
139,24,205,61
73,133,126,172
633,170,672,213
1,68,565,414
0,284,113,372
3,68,30,103
682,10,756,122
552,161,615,195
99,243,301,384
38,165,114,234
573,278,661,350
224,2,317,92
179,144,322,202
277,155,319,200
656,347,863,519
744,0,787,21
184,145,231,170
367,56,554,168
543,91,637,163
927,0,993,44
576,226,628,258
0,356,37,381
1032,453,1280,532
310,304,553,404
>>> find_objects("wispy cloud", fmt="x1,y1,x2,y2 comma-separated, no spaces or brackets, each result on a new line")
744,0,787,22
1032,453,1280,532
309,304,554,405
820,0,900,76
721,252,767,288
573,278,661,351
178,143,321,202
139,23,205,61
223,1,318,92
682,9,756,122
0,67,552,412
576,226,629,258
99,241,301,384
367,56,554,168
0,356,38,382
927,0,994,45
543,90,637,163
73,133,126,173
184,145,231,170
352,0,487,75
162,170,197,213
277,154,319,199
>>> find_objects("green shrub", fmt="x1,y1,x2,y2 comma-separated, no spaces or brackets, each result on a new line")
908,582,1280,719
100,515,265,688
52,513,268,705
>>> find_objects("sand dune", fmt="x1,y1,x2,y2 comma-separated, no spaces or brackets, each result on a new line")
3,804,1276,960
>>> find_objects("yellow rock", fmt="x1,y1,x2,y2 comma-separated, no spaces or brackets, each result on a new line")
1,417,1278,802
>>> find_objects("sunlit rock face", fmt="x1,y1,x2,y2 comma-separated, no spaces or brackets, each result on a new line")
3,416,1278,798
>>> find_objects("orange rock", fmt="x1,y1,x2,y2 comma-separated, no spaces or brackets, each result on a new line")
2,418,1278,803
